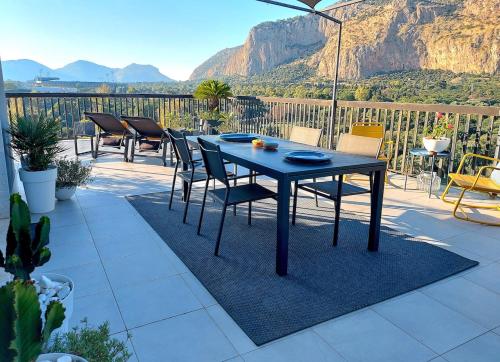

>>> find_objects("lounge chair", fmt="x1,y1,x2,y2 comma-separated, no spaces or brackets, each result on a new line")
81,112,133,162
121,116,171,166
441,153,500,226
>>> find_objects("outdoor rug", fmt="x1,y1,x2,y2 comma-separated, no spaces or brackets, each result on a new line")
127,187,478,346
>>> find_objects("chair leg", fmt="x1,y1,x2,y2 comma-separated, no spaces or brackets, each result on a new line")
233,164,238,216
182,174,194,224
197,179,210,235
313,177,319,207
169,162,179,210
74,135,79,157
162,140,168,167
248,201,252,225
292,180,299,225
214,198,229,256
333,175,343,247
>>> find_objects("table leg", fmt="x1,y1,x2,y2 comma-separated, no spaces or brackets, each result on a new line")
276,177,290,276
429,155,435,198
368,169,385,251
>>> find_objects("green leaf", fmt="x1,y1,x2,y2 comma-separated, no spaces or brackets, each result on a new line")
12,281,43,362
0,283,17,362
42,301,65,348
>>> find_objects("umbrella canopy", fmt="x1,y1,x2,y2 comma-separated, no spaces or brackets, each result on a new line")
297,0,323,8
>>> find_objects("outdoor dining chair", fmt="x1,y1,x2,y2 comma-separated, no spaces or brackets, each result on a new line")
196,137,277,256
121,116,171,166
292,134,383,246
350,122,392,183
81,112,133,161
441,153,500,226
289,126,323,206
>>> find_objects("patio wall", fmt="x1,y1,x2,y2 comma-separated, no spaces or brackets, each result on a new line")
5,92,500,175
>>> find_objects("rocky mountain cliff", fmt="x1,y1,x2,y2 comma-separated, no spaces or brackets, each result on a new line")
190,0,499,80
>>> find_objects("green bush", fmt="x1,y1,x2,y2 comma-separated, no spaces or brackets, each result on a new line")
47,320,132,362
55,158,93,189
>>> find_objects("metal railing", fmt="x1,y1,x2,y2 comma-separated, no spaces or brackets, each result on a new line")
6,92,500,174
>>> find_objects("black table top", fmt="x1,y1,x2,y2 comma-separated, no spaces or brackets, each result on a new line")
187,135,386,180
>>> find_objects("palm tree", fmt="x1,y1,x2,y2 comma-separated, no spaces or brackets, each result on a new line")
194,80,233,113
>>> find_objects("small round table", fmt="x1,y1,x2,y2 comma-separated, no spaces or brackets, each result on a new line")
404,148,451,198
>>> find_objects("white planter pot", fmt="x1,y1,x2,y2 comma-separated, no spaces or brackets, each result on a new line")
37,353,88,362
55,186,77,201
35,273,74,334
422,137,450,153
19,166,57,213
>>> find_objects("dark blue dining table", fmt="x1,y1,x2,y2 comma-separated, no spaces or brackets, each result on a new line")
186,135,387,276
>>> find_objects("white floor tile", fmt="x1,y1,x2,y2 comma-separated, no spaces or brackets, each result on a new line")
442,332,500,362
373,292,486,354
207,305,257,355
131,309,237,362
314,309,436,362
114,275,202,329
70,290,126,334
422,277,500,329
463,262,500,295
181,271,218,307
33,261,110,299
103,248,178,289
242,331,344,362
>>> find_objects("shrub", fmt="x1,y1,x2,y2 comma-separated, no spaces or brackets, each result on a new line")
47,320,132,362
55,158,93,189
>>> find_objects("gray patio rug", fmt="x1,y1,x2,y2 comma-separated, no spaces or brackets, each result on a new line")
127,188,478,346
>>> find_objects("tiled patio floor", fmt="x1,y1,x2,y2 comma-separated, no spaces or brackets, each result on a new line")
1,146,499,362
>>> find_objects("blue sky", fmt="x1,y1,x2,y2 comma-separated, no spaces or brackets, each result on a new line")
0,0,335,80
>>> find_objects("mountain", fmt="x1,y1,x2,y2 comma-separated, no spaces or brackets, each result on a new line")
1,59,56,81
55,60,116,82
114,63,172,82
190,0,499,81
1,59,174,83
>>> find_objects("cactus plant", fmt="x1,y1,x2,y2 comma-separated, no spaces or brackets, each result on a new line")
0,280,65,362
0,193,52,280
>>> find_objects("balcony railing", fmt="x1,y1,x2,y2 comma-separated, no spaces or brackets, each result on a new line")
6,92,500,174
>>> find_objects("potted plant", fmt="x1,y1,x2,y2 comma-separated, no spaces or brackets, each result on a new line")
9,115,65,213
194,79,233,133
0,280,84,362
0,194,74,333
42,319,132,362
55,158,93,201
422,112,454,153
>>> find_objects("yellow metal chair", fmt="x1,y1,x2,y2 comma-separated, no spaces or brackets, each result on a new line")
441,153,500,226
350,122,393,183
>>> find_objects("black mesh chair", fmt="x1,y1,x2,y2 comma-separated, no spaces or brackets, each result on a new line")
292,134,383,246
167,128,207,224
197,137,277,256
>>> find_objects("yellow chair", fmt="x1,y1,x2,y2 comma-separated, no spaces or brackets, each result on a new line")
441,153,500,226
350,122,393,183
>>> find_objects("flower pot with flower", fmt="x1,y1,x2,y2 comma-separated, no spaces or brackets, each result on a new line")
423,112,454,153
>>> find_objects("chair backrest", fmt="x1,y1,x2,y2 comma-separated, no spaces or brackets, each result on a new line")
197,137,229,186
121,116,165,138
351,122,384,139
289,126,322,146
84,112,130,135
336,134,382,158
491,162,500,185
167,128,193,165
